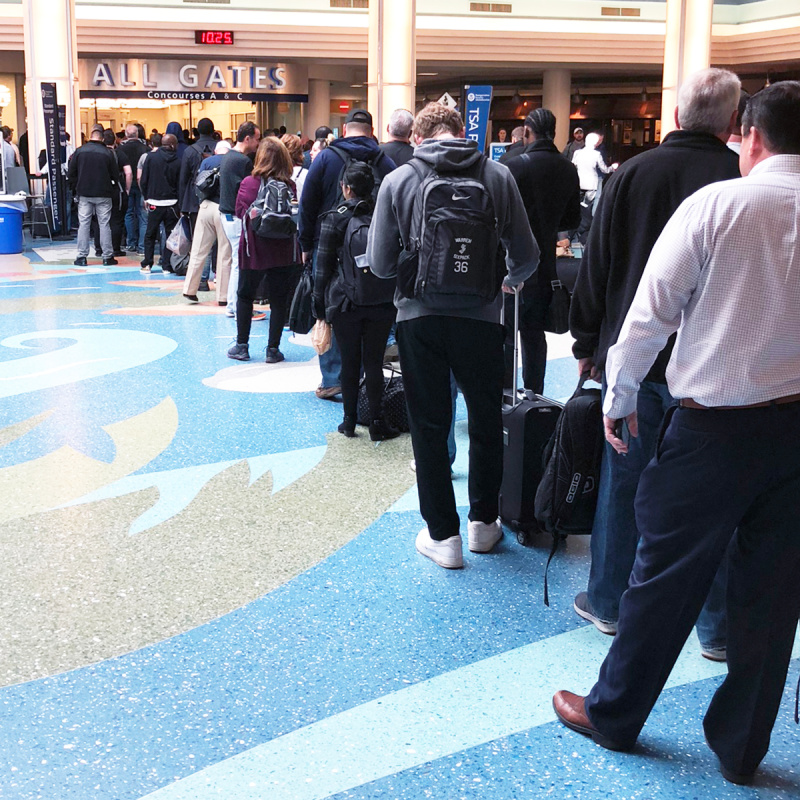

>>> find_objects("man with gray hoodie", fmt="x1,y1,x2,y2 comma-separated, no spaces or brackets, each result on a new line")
368,102,539,569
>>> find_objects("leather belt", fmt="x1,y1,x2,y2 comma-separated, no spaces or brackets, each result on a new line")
679,392,800,410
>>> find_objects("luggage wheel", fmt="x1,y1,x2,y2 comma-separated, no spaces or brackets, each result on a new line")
516,529,528,546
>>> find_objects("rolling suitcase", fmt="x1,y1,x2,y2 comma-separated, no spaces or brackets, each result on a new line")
499,288,563,544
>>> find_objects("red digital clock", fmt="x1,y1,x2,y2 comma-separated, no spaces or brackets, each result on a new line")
195,30,235,45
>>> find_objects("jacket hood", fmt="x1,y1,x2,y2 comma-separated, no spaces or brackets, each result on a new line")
329,136,382,162
165,122,185,142
155,147,178,163
412,138,483,171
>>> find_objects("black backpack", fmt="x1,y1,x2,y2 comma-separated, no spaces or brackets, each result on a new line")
328,143,387,206
248,178,297,239
534,373,604,605
195,165,220,202
397,156,503,305
336,203,395,306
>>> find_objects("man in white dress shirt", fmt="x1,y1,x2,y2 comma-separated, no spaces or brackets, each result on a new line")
553,81,800,786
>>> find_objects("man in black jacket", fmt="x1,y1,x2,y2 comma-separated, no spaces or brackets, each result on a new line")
179,117,217,228
139,133,182,273
568,68,741,655
504,109,580,392
298,108,396,399
68,124,120,266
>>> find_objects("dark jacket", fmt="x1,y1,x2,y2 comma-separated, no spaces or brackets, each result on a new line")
506,139,581,288
312,197,390,321
139,147,181,202
569,129,741,381
498,140,525,164
179,135,218,214
235,175,299,270
367,138,539,325
165,122,188,161
380,139,414,167
119,138,148,188
67,140,120,198
298,136,396,253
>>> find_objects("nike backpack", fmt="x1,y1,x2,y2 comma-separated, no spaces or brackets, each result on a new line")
398,157,504,304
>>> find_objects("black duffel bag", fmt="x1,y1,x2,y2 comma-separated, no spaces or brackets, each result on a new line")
356,365,410,431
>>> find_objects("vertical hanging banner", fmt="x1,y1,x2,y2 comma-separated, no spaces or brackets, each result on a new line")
463,85,493,152
57,104,68,233
41,83,63,233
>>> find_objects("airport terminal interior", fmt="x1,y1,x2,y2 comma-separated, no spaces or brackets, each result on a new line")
1,1,800,799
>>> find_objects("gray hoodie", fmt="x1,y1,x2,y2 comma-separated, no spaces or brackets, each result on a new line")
367,137,539,324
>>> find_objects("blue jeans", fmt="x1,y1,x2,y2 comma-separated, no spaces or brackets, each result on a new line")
125,185,146,251
312,249,341,388
588,378,727,649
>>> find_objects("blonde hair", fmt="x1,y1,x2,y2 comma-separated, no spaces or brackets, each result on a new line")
280,133,304,166
413,103,464,141
252,136,293,183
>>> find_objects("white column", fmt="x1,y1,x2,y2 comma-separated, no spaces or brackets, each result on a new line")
306,78,331,135
22,0,81,168
661,0,714,138
542,69,572,152
368,0,416,140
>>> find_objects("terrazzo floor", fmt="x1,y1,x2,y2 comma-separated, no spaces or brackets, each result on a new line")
0,239,798,800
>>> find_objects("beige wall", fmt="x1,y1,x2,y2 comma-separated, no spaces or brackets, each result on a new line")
0,73,20,139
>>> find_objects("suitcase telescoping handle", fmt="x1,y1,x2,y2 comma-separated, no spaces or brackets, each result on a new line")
500,285,521,405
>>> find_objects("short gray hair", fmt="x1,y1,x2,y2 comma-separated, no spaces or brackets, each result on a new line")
677,68,741,135
387,108,414,140
125,124,139,140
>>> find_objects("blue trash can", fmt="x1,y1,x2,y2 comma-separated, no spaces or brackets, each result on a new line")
0,206,24,254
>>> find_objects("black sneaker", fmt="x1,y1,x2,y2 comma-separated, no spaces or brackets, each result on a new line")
183,293,199,303
227,342,250,361
113,250,126,257
198,281,210,292
103,257,118,266
369,418,401,442
265,347,285,364
73,256,88,267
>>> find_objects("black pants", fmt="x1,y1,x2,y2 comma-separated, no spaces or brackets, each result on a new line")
398,315,505,540
237,265,300,349
585,402,800,775
332,305,395,421
143,204,180,270
503,284,552,394
92,195,128,254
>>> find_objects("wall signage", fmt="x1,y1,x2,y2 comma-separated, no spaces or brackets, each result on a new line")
78,59,308,102
463,84,493,152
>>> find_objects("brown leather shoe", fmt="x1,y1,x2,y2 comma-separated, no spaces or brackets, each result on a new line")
552,691,633,752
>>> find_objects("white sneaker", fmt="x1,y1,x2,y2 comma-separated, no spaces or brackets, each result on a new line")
415,527,463,569
467,518,503,553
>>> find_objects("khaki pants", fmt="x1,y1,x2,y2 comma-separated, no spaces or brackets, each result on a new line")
183,199,232,301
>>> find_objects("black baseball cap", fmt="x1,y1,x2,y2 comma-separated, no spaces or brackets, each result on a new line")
345,109,373,126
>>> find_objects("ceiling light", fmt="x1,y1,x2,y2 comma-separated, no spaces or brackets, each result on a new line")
418,72,439,77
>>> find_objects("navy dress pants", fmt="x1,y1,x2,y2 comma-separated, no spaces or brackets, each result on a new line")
585,402,800,776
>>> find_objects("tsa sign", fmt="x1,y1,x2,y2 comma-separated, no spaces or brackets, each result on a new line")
464,85,493,152
490,143,510,161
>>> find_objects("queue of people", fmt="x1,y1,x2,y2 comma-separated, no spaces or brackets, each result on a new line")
41,76,800,789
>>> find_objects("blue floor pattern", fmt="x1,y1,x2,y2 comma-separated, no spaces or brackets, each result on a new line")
0,247,798,800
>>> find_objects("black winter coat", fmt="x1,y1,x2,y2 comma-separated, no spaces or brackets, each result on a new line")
569,130,741,381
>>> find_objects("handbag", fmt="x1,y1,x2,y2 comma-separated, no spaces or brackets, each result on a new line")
543,279,571,335
288,264,315,335
356,365,410,431
310,319,332,355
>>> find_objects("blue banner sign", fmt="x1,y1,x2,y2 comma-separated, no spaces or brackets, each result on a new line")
463,85,493,152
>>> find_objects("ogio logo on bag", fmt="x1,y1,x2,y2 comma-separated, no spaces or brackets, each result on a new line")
566,472,583,504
